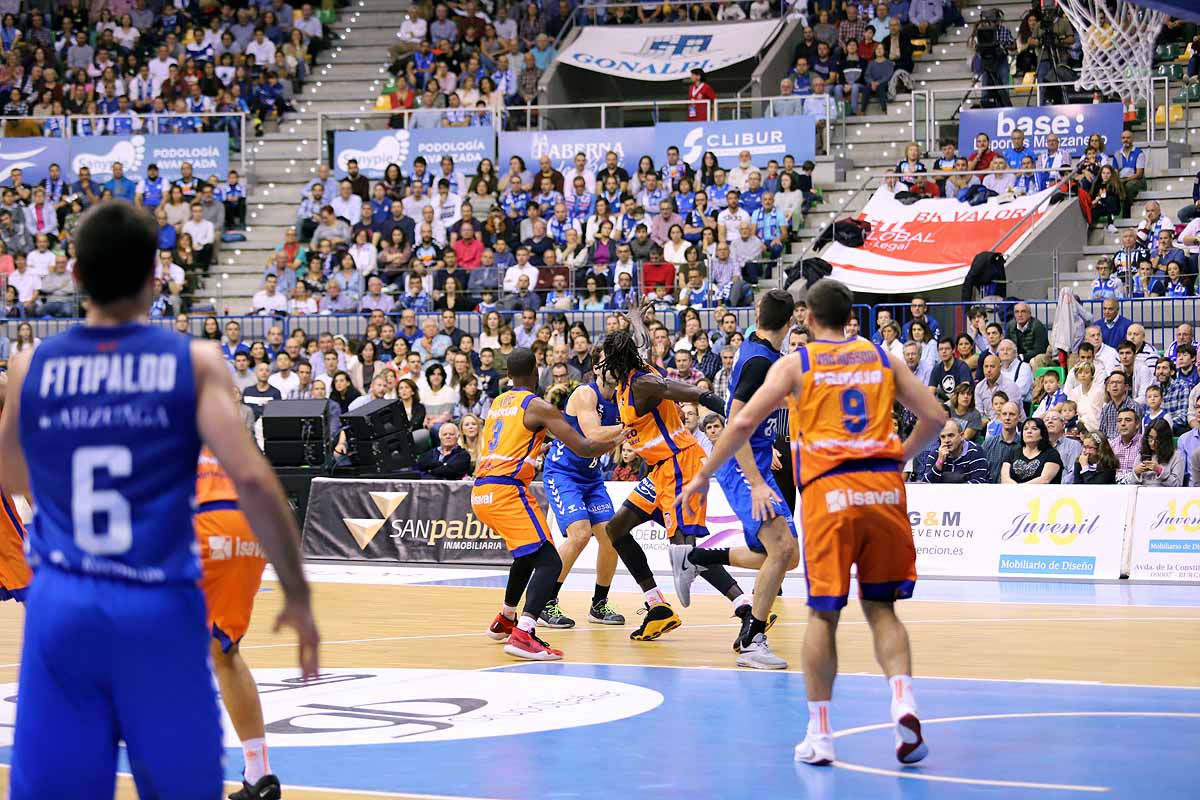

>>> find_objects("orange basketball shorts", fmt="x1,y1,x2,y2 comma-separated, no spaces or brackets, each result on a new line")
196,506,267,652
0,490,31,602
622,443,708,540
471,477,550,557
799,466,916,611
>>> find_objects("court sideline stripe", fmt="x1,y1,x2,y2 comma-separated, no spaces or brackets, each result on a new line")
239,615,1200,652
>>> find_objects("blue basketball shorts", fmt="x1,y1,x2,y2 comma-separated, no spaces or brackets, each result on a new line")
543,469,615,531
9,567,224,800
715,462,798,553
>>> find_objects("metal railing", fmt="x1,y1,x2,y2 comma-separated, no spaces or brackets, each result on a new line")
315,108,504,163
909,75,1174,155
713,93,839,154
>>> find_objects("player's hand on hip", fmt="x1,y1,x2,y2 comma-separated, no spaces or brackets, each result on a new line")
770,447,782,472
749,481,782,522
275,598,321,680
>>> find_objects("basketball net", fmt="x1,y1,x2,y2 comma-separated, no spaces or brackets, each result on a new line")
1052,0,1164,104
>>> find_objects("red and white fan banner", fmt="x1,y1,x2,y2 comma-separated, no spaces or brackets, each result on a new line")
822,186,1059,293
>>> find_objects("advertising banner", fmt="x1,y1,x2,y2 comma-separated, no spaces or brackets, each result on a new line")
905,484,1131,579
958,102,1123,160
498,127,656,177
66,133,229,181
1127,489,1200,582
302,478,524,566
333,127,495,179
556,21,780,81
821,185,1058,293
655,116,816,169
0,138,69,185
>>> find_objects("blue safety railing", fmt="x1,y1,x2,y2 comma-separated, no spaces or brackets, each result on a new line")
0,296,1195,354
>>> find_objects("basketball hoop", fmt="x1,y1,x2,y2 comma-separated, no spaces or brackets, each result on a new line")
1053,0,1165,104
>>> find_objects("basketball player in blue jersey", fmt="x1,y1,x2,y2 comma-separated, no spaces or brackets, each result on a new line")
0,202,320,799
539,369,627,628
672,290,800,669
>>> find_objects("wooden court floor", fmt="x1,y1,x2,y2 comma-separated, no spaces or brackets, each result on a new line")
2,580,1199,799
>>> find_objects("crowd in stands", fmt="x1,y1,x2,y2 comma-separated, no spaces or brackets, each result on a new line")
0,0,336,138
0,158,246,318
260,146,820,315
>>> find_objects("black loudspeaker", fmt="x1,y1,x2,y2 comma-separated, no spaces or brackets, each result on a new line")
351,429,416,473
341,398,410,439
342,399,416,473
265,439,327,467
262,400,328,441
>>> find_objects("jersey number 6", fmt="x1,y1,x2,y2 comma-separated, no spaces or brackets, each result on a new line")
72,446,134,556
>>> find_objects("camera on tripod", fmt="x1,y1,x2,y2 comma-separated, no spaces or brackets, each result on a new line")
974,8,1005,62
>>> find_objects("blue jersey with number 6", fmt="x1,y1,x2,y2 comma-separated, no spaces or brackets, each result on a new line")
19,323,201,583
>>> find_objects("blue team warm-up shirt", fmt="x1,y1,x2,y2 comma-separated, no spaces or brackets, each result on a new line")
544,382,618,530
718,333,796,551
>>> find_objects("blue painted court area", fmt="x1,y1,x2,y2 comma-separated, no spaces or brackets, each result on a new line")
2,664,1196,797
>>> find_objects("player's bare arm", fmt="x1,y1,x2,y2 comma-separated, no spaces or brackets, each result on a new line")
192,339,320,679
0,350,33,496
892,355,949,461
526,395,624,458
630,371,724,417
569,383,624,441
682,353,801,508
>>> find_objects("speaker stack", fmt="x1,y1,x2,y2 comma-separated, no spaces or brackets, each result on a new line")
341,399,417,475
262,399,329,468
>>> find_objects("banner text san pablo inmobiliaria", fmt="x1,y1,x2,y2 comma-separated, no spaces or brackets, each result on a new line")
0,134,229,184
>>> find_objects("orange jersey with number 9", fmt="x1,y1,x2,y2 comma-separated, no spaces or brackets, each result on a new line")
788,337,904,487
475,389,545,484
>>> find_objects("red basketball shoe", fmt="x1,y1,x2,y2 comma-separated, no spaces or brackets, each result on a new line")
503,628,564,661
486,613,515,641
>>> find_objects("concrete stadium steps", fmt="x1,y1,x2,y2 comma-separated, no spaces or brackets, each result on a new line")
201,0,411,311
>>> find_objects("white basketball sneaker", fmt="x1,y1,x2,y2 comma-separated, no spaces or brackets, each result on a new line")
668,543,700,607
735,633,788,670
894,712,929,764
794,733,836,766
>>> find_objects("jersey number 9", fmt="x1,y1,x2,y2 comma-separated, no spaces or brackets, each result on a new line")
840,388,869,434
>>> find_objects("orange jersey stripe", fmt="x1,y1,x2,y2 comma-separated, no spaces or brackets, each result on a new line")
475,389,545,484
195,446,239,505
616,369,697,465
788,337,904,487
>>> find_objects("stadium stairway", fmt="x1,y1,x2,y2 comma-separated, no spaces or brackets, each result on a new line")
206,0,411,311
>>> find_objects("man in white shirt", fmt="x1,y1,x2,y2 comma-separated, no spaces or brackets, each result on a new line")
182,202,216,267
26,234,55,276
331,179,363,224
8,254,40,314
244,27,276,67
725,150,760,192
997,338,1034,402
293,3,323,43
147,44,177,84
432,181,462,230
716,191,752,243
390,13,428,60
561,152,595,195
156,248,186,299
802,76,833,121
613,243,637,283
268,352,302,398
1085,324,1120,377
402,182,429,223
251,274,289,315
502,245,540,292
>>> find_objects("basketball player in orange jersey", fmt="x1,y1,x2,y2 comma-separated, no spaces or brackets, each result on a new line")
596,305,731,641
476,349,625,660
195,441,281,800
0,372,31,604
684,279,946,767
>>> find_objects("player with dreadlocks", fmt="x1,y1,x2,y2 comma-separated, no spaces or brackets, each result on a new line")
596,300,736,641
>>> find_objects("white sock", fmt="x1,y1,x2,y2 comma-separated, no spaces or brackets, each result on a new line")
501,604,517,619
807,701,832,736
242,738,269,784
889,674,917,720
733,593,752,610
517,615,536,633
644,587,666,606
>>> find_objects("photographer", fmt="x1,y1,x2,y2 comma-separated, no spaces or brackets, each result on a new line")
969,9,1016,107
1028,6,1076,105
